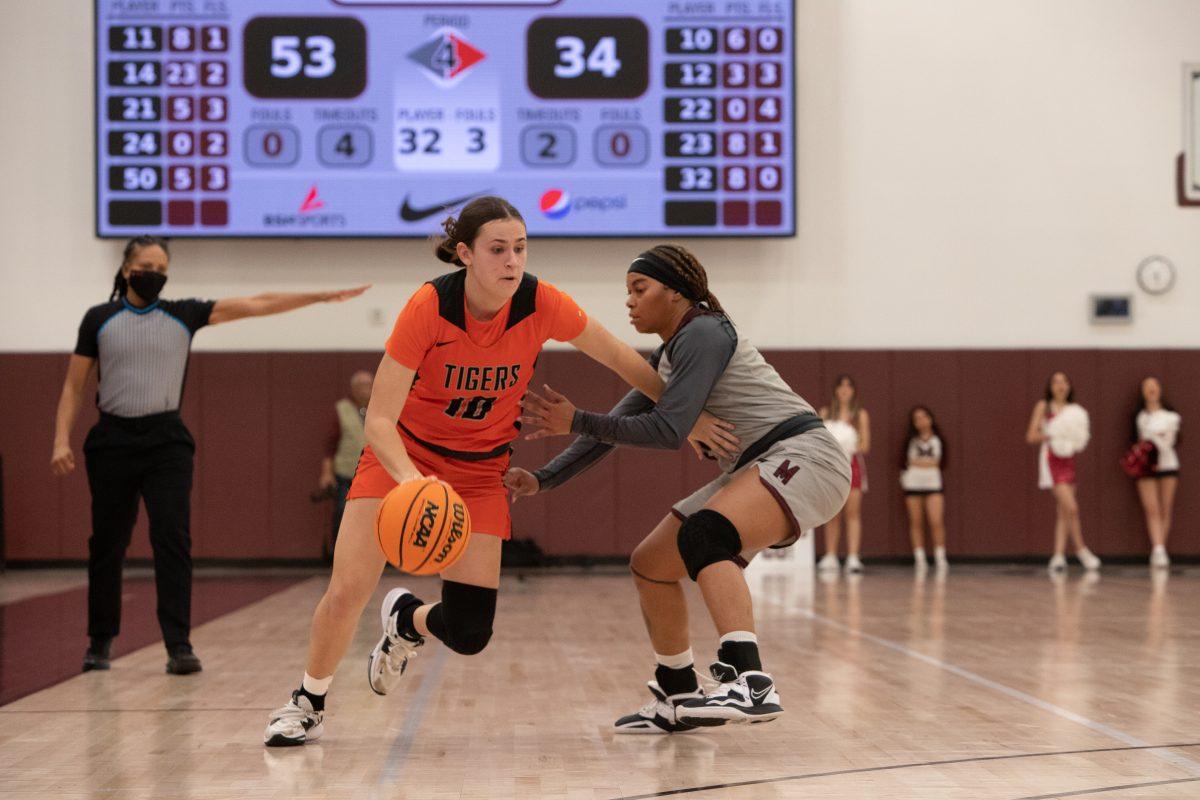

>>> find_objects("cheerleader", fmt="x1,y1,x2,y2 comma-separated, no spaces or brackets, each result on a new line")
900,406,947,572
1133,377,1181,568
819,375,870,573
1025,371,1100,573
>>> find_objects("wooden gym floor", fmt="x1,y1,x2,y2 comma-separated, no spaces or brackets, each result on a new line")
0,564,1197,799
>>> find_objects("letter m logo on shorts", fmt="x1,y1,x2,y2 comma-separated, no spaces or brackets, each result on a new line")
772,460,800,485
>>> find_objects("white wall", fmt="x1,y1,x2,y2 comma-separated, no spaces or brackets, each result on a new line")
2,0,1197,352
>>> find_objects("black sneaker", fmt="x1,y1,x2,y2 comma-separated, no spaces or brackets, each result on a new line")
166,644,203,675
613,681,705,735
82,639,112,672
677,661,783,726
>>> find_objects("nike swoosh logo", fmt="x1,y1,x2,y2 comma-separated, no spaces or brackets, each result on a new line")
433,340,457,348
399,191,489,222
750,687,771,701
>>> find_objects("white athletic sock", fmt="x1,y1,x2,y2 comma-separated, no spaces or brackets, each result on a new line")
719,631,758,645
914,547,927,561
302,672,332,696
655,649,694,670
934,546,946,558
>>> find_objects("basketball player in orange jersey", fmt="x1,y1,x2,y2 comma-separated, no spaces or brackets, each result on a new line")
265,198,730,746
509,244,851,731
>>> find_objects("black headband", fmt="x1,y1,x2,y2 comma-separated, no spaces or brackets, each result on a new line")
627,251,699,301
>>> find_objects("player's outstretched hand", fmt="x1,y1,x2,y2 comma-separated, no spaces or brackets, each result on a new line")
322,285,372,303
520,384,576,439
687,410,740,461
503,467,540,502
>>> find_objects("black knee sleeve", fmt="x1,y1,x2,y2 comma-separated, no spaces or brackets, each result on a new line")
676,509,742,581
424,580,496,655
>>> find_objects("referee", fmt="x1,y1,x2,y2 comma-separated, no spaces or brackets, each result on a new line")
51,236,368,674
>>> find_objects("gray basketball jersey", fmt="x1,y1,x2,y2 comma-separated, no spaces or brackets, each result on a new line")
656,319,815,473
535,310,818,489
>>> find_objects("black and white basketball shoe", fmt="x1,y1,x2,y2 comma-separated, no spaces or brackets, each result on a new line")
368,587,424,695
263,690,324,747
677,661,783,726
614,680,706,734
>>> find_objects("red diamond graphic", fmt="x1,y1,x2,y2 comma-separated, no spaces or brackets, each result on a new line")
449,35,486,78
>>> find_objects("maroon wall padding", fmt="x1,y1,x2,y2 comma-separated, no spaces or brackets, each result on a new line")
1,350,1194,561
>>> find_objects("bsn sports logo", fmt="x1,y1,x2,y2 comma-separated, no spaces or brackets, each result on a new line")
408,29,486,87
299,185,324,213
540,189,571,219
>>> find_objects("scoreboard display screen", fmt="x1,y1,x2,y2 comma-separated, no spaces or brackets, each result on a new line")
95,1,795,238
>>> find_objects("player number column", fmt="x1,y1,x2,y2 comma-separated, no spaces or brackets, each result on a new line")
106,24,165,227
663,27,718,228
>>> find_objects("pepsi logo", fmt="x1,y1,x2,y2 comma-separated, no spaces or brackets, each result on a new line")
539,189,571,220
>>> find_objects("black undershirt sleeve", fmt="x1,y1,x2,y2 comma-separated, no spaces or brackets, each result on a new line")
569,316,736,450
532,389,656,491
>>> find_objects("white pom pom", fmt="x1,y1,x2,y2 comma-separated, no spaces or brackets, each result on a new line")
1047,404,1090,457
826,419,859,456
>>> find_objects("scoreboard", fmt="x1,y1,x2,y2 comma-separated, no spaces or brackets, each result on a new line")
95,1,795,238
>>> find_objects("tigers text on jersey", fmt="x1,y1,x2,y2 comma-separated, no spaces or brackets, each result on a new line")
385,271,586,457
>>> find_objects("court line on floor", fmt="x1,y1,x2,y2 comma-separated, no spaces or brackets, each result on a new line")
804,610,1200,776
371,644,450,797
608,743,1200,800
1012,775,1200,799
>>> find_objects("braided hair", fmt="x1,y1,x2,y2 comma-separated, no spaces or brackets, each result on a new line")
110,235,170,301
432,196,524,267
643,243,725,315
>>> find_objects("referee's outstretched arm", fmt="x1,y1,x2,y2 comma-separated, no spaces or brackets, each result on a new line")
208,284,370,325
51,283,370,475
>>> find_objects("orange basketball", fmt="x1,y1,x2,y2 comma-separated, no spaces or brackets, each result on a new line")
375,478,472,575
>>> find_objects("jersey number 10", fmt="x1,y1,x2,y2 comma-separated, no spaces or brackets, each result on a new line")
444,396,496,421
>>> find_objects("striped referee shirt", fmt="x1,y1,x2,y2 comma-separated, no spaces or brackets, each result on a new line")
74,298,215,418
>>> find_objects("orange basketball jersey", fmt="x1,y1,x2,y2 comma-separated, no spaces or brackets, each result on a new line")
386,271,587,459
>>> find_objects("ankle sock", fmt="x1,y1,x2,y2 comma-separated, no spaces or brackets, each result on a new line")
393,593,425,640
654,649,697,695
300,672,331,711
718,631,762,674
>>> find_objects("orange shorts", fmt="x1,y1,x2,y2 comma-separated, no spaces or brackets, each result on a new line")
347,436,512,540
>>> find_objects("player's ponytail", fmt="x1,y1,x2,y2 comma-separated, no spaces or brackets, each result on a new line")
432,196,525,267
644,243,726,316
110,235,169,301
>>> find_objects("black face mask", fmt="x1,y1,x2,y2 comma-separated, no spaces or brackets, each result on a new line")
128,270,167,303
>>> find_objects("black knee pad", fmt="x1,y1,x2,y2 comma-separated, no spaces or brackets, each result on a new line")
425,580,496,655
676,509,742,581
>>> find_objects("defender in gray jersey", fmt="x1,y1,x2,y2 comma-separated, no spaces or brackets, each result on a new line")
508,244,850,732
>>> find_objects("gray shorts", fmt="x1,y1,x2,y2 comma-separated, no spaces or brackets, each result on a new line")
672,427,852,556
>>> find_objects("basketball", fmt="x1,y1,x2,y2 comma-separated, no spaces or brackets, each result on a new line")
375,478,472,575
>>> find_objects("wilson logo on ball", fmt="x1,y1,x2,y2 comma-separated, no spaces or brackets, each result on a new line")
434,502,468,565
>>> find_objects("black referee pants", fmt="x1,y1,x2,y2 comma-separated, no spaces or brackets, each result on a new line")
83,412,195,649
